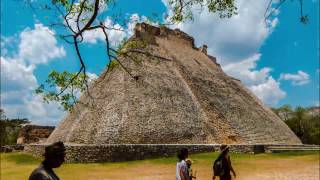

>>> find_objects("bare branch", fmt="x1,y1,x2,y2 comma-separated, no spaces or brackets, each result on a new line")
264,0,273,18
76,0,88,33
99,25,137,79
76,0,100,36
265,0,287,20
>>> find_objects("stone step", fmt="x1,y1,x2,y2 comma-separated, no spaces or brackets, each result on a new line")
267,144,320,146
265,144,320,153
267,147,320,150
268,149,320,153
267,145,320,149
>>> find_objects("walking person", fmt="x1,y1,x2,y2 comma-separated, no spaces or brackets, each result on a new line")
29,141,66,180
212,145,236,180
176,148,190,180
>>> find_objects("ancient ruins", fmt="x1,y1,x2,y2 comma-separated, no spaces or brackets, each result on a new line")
17,125,54,144
25,23,301,162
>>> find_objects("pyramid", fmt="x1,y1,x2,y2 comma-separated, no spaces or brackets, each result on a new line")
47,23,300,146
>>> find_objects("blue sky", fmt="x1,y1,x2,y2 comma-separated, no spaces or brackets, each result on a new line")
1,0,319,125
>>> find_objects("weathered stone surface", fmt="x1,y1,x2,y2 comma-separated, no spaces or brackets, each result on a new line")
17,125,55,144
47,23,300,145
24,144,257,163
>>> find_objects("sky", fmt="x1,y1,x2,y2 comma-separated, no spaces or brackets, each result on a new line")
1,0,319,125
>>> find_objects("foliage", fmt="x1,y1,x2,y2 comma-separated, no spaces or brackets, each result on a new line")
118,39,147,55
0,109,30,146
36,70,89,111
272,105,320,145
108,60,119,72
167,0,237,22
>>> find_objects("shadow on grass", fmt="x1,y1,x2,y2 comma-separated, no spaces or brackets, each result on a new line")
2,152,41,165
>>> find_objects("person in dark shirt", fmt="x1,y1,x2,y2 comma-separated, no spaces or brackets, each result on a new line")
29,141,66,180
213,145,236,180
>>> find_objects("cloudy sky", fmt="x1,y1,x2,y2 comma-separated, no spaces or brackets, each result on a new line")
1,0,319,125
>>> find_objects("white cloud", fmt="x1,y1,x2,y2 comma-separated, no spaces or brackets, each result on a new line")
161,0,285,106
1,57,37,91
81,14,156,46
87,72,98,82
1,36,17,56
1,22,99,125
1,57,64,125
81,17,127,46
249,77,286,106
18,24,66,65
223,53,272,86
163,0,278,65
279,70,310,86
222,54,285,106
1,24,66,125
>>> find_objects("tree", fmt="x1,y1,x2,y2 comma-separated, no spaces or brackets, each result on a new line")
277,104,293,121
0,110,30,145
273,106,320,145
36,70,89,111
0,108,6,120
23,0,308,110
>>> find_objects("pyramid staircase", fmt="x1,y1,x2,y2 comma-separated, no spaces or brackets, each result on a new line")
265,144,320,153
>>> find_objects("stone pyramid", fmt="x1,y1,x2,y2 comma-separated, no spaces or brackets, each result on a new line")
47,23,301,145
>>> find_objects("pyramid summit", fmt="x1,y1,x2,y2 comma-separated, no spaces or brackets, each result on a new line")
47,23,300,145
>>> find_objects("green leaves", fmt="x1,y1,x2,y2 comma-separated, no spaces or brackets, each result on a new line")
118,39,147,54
168,0,237,23
108,60,119,72
207,0,237,18
36,70,89,111
52,0,68,6
272,106,320,145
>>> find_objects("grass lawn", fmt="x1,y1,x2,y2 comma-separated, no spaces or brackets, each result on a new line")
1,151,319,180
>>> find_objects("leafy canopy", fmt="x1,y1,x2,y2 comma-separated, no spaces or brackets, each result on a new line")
36,70,89,111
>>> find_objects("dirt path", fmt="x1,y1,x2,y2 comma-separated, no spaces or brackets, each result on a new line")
56,154,319,180
2,152,319,180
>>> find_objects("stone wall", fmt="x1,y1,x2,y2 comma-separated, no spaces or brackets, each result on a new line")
17,125,55,144
24,144,259,163
0,144,24,153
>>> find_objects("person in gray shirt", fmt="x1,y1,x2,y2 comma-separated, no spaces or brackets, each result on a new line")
29,141,66,180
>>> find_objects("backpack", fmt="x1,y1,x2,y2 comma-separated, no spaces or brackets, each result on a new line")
213,155,225,176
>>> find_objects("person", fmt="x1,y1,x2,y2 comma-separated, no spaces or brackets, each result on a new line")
176,148,190,180
29,141,66,180
186,159,196,179
212,145,236,180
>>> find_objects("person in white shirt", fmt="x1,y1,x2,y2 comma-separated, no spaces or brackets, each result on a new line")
176,148,190,180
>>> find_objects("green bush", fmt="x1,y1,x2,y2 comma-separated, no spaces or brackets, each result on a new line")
0,109,29,146
272,105,320,145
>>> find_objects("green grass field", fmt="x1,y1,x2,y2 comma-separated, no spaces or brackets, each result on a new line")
1,151,319,180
